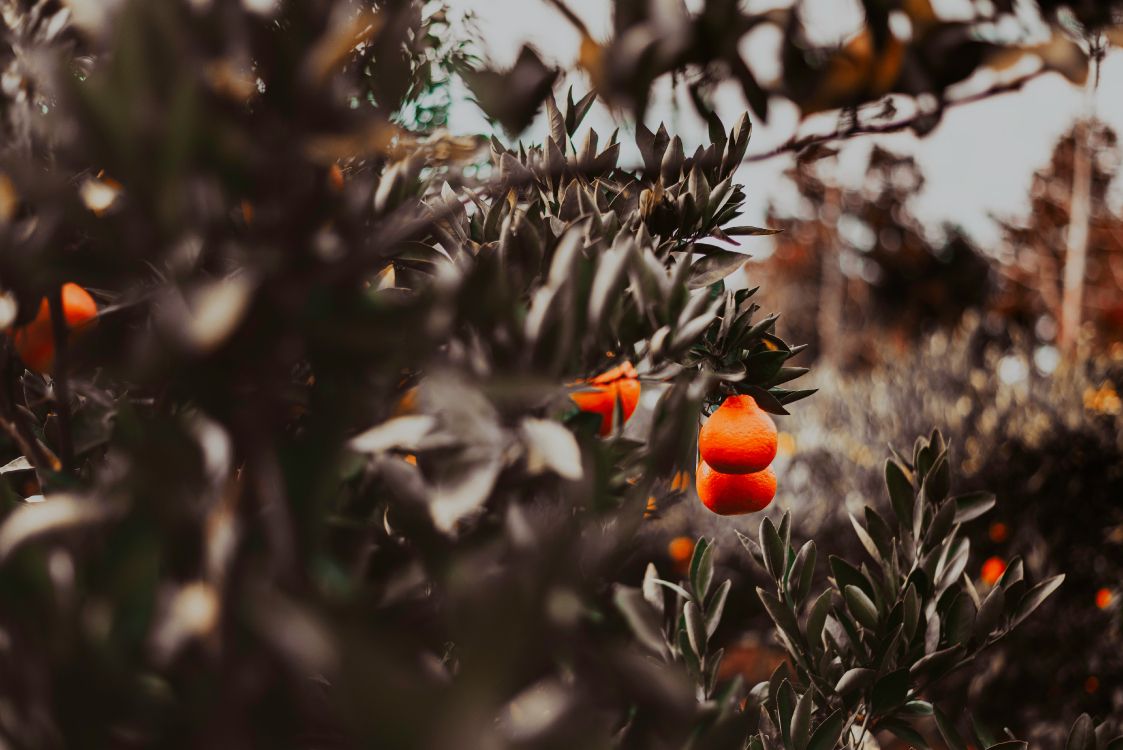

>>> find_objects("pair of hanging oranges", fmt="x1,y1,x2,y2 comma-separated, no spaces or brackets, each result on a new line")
572,363,778,516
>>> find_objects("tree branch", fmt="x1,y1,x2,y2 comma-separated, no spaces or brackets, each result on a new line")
744,70,1051,163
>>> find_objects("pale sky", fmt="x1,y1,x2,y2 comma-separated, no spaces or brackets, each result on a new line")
442,0,1123,251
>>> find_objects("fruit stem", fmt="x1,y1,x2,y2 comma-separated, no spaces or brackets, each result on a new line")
47,287,75,474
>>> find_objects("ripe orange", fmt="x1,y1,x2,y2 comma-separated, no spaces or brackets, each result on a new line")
668,536,694,573
980,556,1006,586
1095,588,1113,610
698,395,778,474
571,361,640,436
696,461,776,516
988,522,1008,543
9,283,98,374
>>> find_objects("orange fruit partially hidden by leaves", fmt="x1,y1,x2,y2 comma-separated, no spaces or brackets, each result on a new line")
9,283,98,374
1096,588,1113,610
698,395,778,474
980,556,1006,586
571,362,640,436
696,461,776,516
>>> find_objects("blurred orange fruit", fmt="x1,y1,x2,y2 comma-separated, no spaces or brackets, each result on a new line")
668,536,694,573
696,461,776,516
1095,588,1113,610
980,556,1006,586
9,283,97,374
698,395,778,474
988,522,1008,543
571,361,640,436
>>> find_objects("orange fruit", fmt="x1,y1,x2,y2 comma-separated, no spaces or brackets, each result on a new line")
571,362,640,437
988,522,1008,543
9,283,98,374
696,461,776,516
980,556,1006,586
698,395,778,474
668,536,694,573
1095,588,1113,610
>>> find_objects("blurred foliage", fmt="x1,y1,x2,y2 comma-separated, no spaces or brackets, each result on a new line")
993,120,1123,345
753,146,991,367
469,0,1123,144
774,321,1123,741
0,1,1112,749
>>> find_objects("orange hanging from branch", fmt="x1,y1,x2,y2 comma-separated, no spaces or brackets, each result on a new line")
8,283,98,374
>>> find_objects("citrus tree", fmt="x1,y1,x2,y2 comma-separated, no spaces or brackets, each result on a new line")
0,1,1116,748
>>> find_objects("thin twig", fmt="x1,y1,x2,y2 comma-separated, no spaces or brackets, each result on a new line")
743,70,1051,163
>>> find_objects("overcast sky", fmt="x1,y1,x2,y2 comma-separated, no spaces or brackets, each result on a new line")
442,0,1123,251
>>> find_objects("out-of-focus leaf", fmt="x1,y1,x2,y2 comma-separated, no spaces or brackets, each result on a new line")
0,494,122,561
520,418,583,480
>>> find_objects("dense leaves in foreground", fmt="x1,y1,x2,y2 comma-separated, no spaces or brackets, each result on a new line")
0,1,1112,748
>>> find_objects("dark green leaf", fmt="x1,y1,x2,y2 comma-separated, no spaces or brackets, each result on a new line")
761,517,785,581
835,667,875,695
953,491,996,524
870,668,909,714
934,706,968,750
885,459,914,529
1065,713,1095,750
974,583,1006,638
1012,574,1064,627
690,537,715,600
807,710,845,750
844,585,879,630
791,690,813,750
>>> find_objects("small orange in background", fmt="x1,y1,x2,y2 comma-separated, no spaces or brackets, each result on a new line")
1095,588,1113,610
980,556,1006,586
328,163,345,192
698,395,778,474
9,283,98,374
668,536,694,574
696,461,776,516
988,522,1008,543
1085,675,1100,694
570,361,641,437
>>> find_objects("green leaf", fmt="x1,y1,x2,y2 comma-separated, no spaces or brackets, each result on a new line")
974,583,1006,638
684,600,707,658
909,645,965,681
953,491,996,524
706,579,732,638
806,710,845,750
882,719,930,749
757,588,801,642
805,590,833,649
934,706,968,750
903,584,921,641
690,537,715,600
688,250,747,289
1065,713,1095,750
725,225,781,236
835,667,876,695
761,517,785,581
945,592,976,646
903,700,934,716
1012,574,1064,627
849,513,882,564
925,500,956,547
791,690,813,750
870,668,909,714
830,556,875,601
923,452,950,505
885,459,915,529
613,586,667,656
844,585,879,630
864,507,895,558
789,541,817,605
776,679,796,747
